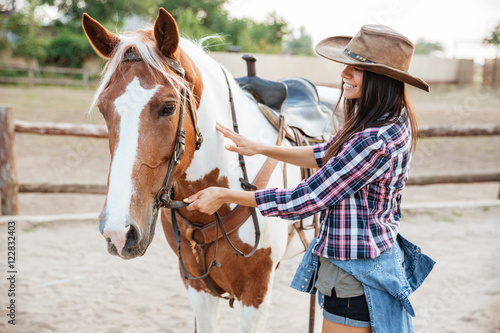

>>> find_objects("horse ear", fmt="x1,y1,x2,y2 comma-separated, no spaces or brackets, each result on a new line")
82,13,120,59
154,8,180,58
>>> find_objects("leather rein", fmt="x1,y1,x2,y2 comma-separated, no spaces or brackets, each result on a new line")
122,51,285,299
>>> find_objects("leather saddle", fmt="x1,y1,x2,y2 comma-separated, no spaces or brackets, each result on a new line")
235,54,337,143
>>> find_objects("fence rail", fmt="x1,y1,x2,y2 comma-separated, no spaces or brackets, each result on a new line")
0,65,100,87
1,104,500,215
419,124,500,137
15,171,500,195
13,120,500,139
15,120,108,138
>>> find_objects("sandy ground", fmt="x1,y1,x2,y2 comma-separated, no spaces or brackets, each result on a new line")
0,84,500,332
0,207,499,333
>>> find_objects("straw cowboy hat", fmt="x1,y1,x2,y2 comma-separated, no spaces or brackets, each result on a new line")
315,24,429,92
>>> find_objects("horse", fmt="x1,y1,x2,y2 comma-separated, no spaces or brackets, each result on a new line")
82,8,338,332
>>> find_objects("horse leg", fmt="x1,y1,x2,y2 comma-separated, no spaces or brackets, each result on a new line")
186,287,221,333
238,270,276,333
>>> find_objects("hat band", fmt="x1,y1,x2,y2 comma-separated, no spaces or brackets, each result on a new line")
344,47,375,64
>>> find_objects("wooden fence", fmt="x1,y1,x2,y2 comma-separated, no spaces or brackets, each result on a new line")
0,65,100,87
1,104,500,216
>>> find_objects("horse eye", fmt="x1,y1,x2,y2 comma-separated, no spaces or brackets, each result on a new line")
159,103,177,117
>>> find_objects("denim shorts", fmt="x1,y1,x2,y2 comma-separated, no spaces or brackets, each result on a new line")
321,289,371,328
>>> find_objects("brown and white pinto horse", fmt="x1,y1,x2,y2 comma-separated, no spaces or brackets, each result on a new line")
83,8,332,332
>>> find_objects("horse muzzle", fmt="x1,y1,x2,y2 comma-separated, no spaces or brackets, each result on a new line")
99,212,155,260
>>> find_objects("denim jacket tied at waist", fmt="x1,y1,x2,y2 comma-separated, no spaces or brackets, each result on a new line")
291,235,435,333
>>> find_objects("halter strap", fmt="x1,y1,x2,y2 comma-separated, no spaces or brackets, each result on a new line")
123,49,185,76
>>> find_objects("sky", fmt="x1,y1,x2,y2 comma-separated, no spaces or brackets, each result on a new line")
223,0,500,63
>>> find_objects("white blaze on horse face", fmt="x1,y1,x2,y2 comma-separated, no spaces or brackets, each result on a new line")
102,77,159,255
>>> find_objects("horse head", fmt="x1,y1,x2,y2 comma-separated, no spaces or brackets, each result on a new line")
83,8,204,259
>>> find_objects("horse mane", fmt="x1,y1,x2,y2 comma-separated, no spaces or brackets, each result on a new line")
90,27,191,112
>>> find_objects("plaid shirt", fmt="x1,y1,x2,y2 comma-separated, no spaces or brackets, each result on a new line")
255,115,412,260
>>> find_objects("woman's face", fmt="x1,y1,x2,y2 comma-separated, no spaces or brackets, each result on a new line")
340,65,364,99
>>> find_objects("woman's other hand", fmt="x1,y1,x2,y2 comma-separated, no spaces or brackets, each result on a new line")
217,122,261,156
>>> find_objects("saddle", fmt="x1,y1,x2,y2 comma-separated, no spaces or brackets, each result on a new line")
235,54,336,143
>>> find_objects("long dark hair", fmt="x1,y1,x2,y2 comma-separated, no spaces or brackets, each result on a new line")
323,70,418,164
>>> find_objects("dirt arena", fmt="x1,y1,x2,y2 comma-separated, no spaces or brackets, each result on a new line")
1,84,499,332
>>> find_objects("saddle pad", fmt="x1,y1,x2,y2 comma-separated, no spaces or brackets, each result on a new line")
258,103,328,144
279,77,334,138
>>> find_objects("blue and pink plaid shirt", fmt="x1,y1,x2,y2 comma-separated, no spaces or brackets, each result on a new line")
255,114,412,260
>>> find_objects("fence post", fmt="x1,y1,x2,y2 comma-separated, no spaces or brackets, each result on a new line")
83,69,89,87
28,65,35,87
0,105,19,215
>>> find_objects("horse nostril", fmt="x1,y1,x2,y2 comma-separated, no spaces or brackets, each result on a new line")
124,223,140,251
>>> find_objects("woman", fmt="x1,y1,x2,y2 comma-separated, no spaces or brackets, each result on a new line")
185,24,435,333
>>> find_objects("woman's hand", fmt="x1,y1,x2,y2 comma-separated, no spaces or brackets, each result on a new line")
217,122,318,168
184,187,227,215
217,122,261,156
184,187,257,215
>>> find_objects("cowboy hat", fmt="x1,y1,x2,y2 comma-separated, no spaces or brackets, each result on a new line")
315,24,429,92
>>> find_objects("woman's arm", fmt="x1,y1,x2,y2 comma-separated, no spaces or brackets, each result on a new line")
217,123,318,169
184,187,256,215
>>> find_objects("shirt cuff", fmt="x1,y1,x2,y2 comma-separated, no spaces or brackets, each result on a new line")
255,188,280,217
313,144,325,168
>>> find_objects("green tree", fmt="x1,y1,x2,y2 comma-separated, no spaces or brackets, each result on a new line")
163,0,228,29
234,11,288,53
42,0,161,26
483,23,500,86
285,26,314,55
4,0,50,63
44,28,94,67
163,2,289,53
39,0,289,53
3,0,296,70
483,22,500,50
414,38,444,55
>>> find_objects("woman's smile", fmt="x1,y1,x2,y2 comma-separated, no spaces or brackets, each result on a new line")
340,65,364,99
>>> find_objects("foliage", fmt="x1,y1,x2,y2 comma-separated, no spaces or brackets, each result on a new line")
41,0,160,26
284,26,314,56
219,12,288,54
164,0,228,28
45,28,95,67
414,38,444,55
166,4,289,53
2,0,314,69
483,23,500,49
0,17,9,51
2,0,50,62
40,0,291,53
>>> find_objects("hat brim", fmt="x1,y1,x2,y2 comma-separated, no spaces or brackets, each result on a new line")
315,36,430,92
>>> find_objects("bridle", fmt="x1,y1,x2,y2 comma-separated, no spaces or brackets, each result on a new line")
154,86,202,210
122,50,264,284
122,50,203,213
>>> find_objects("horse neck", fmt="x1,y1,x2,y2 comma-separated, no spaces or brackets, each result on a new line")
176,40,275,197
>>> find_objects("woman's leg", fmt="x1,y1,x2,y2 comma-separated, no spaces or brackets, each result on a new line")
322,319,372,333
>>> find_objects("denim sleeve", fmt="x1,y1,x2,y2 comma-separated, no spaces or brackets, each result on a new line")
290,238,319,294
